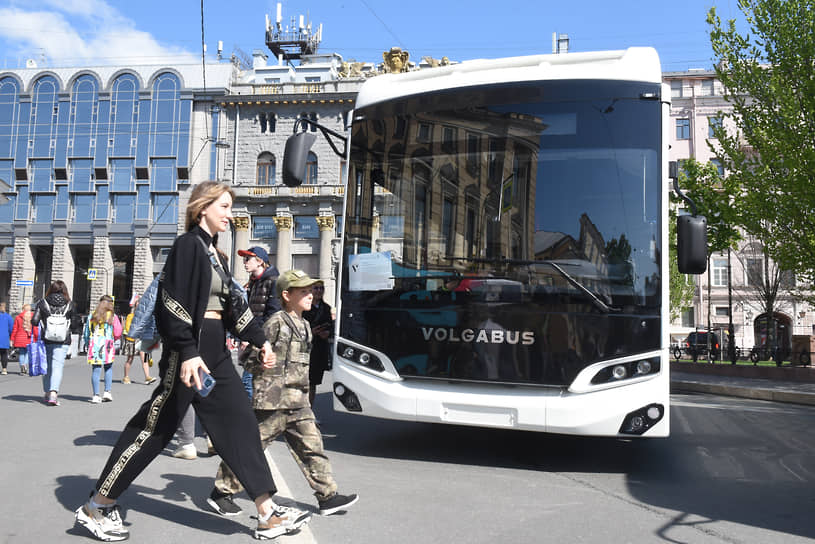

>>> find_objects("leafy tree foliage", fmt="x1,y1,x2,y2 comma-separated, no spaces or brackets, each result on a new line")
708,0,815,283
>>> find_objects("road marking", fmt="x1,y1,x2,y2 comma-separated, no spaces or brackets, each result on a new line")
265,450,317,544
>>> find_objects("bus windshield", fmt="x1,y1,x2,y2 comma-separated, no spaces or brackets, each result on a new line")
341,79,662,386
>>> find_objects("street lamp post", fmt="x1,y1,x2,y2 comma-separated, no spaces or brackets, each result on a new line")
727,248,737,364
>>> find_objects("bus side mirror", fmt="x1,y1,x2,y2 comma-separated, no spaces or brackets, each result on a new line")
677,214,707,274
282,132,317,187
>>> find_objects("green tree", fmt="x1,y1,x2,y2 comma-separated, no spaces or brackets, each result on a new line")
708,1,815,283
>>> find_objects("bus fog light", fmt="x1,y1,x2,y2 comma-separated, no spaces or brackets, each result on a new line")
612,365,627,379
334,383,346,397
636,360,652,374
629,416,645,432
342,347,355,359
646,406,661,420
359,352,371,364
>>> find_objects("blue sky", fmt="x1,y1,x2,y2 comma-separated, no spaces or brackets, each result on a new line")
0,0,747,71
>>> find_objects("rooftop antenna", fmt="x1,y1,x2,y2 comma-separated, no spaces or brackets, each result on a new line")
265,2,321,65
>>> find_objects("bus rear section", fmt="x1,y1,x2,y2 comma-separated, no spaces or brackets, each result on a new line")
333,48,670,437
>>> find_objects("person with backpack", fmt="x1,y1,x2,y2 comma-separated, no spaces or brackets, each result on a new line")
11,303,38,375
32,280,76,406
84,295,124,403
121,296,156,386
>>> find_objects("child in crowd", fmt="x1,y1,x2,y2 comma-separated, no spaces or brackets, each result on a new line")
121,296,157,385
10,304,38,375
206,269,358,518
83,295,123,403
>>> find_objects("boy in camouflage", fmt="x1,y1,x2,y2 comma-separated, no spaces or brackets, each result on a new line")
207,269,358,518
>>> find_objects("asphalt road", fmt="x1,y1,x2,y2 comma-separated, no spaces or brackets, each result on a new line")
1,355,813,544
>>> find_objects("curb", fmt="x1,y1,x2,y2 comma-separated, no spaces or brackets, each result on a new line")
671,380,815,407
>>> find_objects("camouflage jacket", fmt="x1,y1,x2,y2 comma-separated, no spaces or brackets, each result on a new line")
246,310,312,410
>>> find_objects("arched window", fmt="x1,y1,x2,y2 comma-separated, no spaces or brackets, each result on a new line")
304,151,318,185
0,77,21,158
257,152,276,185
69,75,99,157
110,74,139,157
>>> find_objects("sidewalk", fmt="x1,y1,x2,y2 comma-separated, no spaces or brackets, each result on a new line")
671,371,815,406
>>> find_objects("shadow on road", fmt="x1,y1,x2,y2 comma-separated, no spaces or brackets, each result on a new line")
315,391,815,541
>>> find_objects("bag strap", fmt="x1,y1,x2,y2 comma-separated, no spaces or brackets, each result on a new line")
279,311,311,346
197,236,231,286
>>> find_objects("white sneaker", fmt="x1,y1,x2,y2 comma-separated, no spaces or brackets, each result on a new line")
75,500,129,542
90,395,102,404
102,391,113,402
172,443,197,460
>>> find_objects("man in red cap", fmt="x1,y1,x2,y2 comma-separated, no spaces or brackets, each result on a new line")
236,246,280,399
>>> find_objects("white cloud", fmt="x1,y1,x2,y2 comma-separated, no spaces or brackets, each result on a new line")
0,2,196,67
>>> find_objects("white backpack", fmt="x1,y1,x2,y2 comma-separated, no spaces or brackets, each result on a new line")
42,299,71,343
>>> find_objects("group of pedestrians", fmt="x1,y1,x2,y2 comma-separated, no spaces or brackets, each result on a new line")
73,181,357,542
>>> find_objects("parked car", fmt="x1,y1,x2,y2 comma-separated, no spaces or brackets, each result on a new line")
682,331,721,361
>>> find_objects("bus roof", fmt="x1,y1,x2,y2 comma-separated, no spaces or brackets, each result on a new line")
355,47,661,109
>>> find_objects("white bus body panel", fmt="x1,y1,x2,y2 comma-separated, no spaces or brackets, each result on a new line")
332,360,669,437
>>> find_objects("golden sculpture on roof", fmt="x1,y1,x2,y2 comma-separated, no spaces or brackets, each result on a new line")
382,47,410,73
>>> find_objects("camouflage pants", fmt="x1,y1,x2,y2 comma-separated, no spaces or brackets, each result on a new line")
214,406,338,501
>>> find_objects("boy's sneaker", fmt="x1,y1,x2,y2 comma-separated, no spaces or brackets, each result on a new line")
75,500,129,542
318,493,359,516
206,489,242,516
254,507,311,540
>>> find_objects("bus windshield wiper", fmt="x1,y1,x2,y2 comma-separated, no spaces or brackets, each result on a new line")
449,257,621,313
540,261,621,313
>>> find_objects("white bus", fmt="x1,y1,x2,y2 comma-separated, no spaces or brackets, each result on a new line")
285,48,706,437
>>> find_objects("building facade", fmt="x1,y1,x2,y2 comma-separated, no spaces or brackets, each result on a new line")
0,63,233,314
664,70,812,355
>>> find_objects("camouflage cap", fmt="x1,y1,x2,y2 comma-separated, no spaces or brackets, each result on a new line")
277,269,322,298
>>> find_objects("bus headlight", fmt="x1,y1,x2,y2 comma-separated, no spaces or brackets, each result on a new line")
337,342,385,371
590,357,660,385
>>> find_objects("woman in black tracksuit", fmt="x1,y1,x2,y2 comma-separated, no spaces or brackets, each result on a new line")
75,182,309,542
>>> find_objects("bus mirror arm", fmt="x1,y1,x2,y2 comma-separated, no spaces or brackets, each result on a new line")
293,117,348,158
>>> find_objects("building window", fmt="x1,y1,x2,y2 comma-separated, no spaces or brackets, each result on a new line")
69,158,94,192
745,258,763,286
712,258,728,286
681,307,695,327
780,269,795,289
708,116,722,139
110,74,139,156
30,159,53,192
153,193,177,224
72,194,94,223
676,118,690,140
465,132,480,176
710,158,724,176
441,197,455,256
259,112,276,133
257,152,276,185
294,216,319,239
670,80,683,98
150,158,176,192
417,123,431,143
700,79,714,96
113,194,135,223
110,158,134,192
33,194,55,223
381,215,404,238
715,306,730,317
304,152,317,185
442,126,456,153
